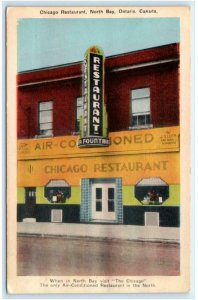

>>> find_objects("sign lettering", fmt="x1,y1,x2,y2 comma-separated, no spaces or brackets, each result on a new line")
78,46,109,148
89,53,103,136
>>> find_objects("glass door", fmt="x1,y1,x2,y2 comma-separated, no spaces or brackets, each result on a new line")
92,183,116,221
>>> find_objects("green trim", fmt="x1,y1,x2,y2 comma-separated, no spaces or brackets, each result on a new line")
17,187,25,204
123,186,139,206
162,185,180,206
103,104,108,137
66,186,81,205
79,115,83,137
36,187,48,204
17,184,180,207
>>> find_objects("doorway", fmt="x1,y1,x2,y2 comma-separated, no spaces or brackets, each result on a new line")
92,183,116,221
25,187,36,218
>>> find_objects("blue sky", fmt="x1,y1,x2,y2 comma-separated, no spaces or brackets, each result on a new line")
17,18,179,72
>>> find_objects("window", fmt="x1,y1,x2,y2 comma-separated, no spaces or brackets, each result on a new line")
25,187,36,203
39,101,53,136
96,187,102,211
44,179,71,203
25,187,36,218
108,187,115,212
131,87,151,128
135,177,169,205
75,97,83,132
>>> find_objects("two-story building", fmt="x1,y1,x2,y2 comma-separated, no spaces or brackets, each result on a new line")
17,43,180,227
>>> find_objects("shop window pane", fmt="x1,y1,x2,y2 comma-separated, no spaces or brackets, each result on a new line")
108,188,115,200
134,177,169,205
108,200,115,212
96,188,102,200
96,201,102,211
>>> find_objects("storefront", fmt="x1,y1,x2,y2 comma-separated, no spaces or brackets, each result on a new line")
17,44,180,228
17,126,180,227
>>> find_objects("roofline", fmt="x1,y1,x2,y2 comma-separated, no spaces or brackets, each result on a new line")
106,42,179,60
17,58,179,87
18,60,83,74
18,43,179,74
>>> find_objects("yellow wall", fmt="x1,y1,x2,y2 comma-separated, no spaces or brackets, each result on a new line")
18,152,179,187
18,126,180,160
17,127,180,206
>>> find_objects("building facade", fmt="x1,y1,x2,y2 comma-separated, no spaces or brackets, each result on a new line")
17,43,180,227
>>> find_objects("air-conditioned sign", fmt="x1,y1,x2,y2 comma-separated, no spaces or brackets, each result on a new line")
78,46,109,148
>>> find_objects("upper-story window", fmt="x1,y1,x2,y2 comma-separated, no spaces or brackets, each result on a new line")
131,87,151,128
75,97,83,133
39,101,53,136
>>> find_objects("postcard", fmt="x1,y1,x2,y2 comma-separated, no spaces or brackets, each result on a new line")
7,6,191,294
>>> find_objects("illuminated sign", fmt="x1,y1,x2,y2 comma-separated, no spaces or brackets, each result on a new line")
89,53,103,136
78,46,109,148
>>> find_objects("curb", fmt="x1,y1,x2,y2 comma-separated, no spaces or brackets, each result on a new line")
17,232,180,244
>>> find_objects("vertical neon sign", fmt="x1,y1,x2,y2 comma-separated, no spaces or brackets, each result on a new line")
78,46,109,148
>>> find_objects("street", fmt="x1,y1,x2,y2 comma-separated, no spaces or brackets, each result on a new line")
17,235,180,276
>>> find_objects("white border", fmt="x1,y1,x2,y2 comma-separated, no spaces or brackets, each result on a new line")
2,0,196,299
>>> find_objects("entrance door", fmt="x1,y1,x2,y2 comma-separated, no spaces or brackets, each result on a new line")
25,187,36,218
92,183,116,221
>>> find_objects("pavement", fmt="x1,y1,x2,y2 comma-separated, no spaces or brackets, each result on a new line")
17,235,180,276
17,221,180,243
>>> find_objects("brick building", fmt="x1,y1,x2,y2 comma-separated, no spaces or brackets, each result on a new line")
17,43,180,227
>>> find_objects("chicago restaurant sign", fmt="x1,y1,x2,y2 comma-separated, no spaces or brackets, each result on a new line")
78,46,110,148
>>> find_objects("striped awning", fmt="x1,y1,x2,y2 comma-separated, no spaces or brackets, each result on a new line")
136,177,168,187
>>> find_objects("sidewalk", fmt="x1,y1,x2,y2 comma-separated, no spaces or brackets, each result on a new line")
17,222,180,243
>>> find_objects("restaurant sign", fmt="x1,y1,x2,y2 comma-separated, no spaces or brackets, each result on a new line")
78,46,109,148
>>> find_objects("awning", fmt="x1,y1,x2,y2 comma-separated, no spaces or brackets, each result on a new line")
136,177,168,187
45,180,70,188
